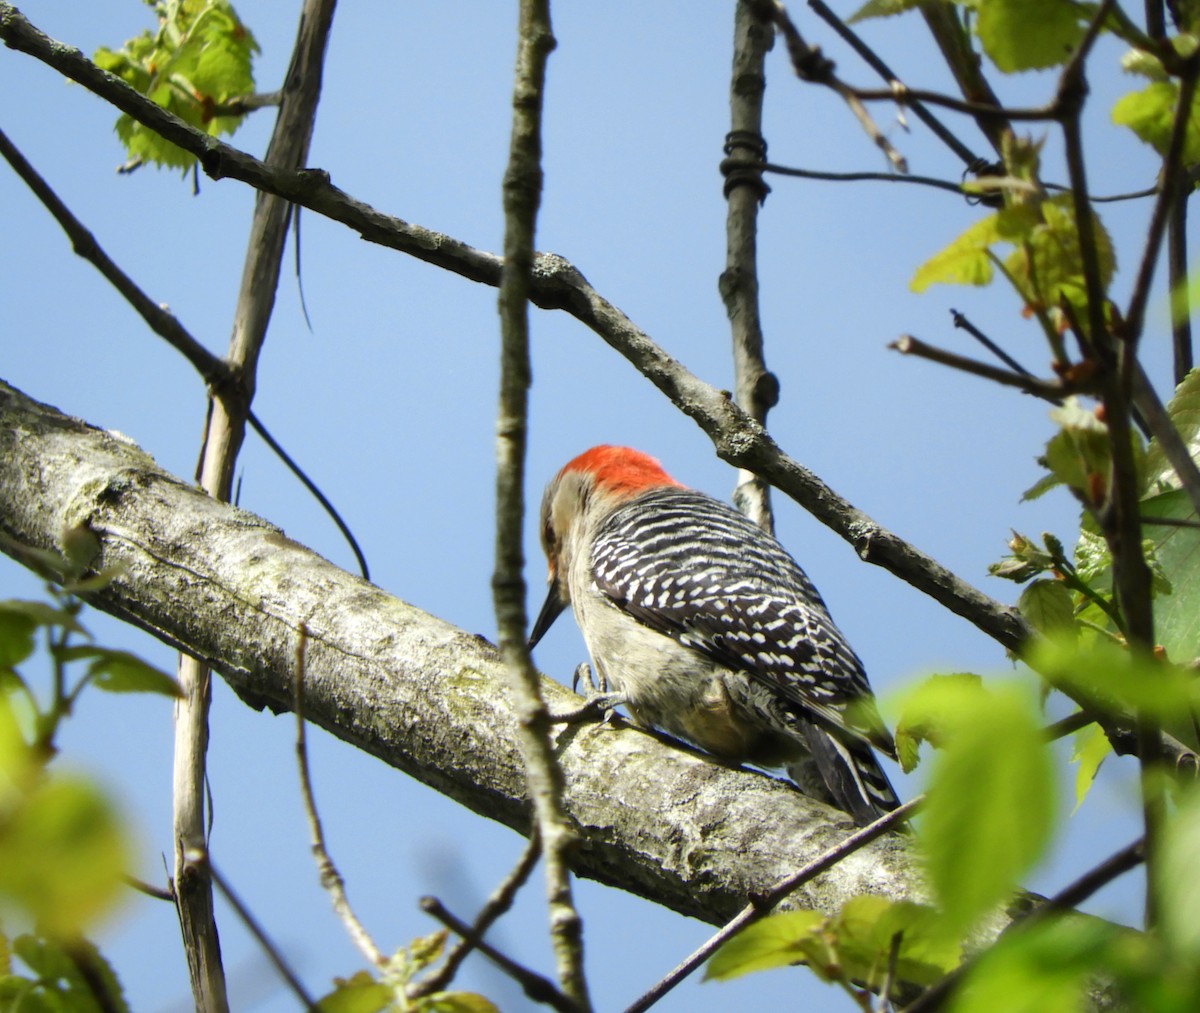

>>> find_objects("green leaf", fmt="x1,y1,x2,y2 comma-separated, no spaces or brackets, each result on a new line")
1069,721,1110,810
1028,635,1200,749
1142,491,1200,664
1112,80,1200,164
1144,367,1200,495
0,612,36,670
834,897,961,988
1017,579,1077,637
1003,196,1115,314
1041,398,1115,503
920,682,1055,935
95,0,259,172
705,910,828,982
894,673,984,774
415,993,500,1013
0,776,129,935
8,933,127,1012
316,972,393,1013
84,649,181,698
975,0,1090,72
1158,787,1200,957
848,0,924,21
910,205,1036,293
947,918,1121,1013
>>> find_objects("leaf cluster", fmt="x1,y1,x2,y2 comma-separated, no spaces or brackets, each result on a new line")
94,0,259,171
0,585,180,1009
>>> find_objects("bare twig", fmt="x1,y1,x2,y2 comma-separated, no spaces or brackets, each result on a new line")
495,3,588,1008
0,125,368,579
207,858,320,1011
0,126,233,392
807,0,981,169
124,874,175,903
722,1,777,532
759,161,968,194
623,797,920,1013
950,310,1035,378
246,411,369,580
1124,56,1200,352
172,2,337,1005
410,833,543,998
293,626,386,970
420,897,578,1013
890,335,1070,403
1168,189,1193,384
919,2,1011,155
760,0,907,171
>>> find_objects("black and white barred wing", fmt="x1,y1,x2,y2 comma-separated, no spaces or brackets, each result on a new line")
590,488,895,757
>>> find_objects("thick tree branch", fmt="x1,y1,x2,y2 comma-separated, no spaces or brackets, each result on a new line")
0,380,949,983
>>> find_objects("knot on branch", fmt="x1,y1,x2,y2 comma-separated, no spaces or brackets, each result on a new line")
721,130,771,202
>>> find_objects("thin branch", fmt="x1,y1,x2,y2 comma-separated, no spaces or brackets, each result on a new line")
495,3,587,1008
1131,366,1200,519
207,858,319,1012
759,161,968,194
760,160,1156,203
950,310,1036,378
410,833,543,999
0,126,234,393
760,0,907,171
919,2,1011,155
246,412,369,580
209,90,282,116
807,0,982,168
124,874,175,903
890,335,1071,403
904,836,1145,1013
293,626,386,970
723,1,777,533
0,126,367,571
172,1,337,1004
420,898,578,1013
1057,0,1116,352
1124,56,1200,350
1168,189,1193,384
849,84,1056,123
623,797,921,1013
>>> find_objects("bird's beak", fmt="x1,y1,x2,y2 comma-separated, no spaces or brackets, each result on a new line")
529,583,567,649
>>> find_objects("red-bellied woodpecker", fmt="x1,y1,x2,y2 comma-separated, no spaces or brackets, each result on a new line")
529,445,900,825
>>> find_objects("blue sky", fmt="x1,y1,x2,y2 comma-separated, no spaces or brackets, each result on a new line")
0,3,1175,1010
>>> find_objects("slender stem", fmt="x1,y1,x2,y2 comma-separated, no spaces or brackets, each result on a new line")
208,860,319,1011
420,898,577,1013
173,2,338,1006
1168,192,1193,385
807,0,982,168
293,627,386,970
495,3,588,1007
623,798,920,1013
410,833,543,998
890,335,1070,402
722,1,777,533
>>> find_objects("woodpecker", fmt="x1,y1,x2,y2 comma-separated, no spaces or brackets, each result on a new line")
529,445,900,825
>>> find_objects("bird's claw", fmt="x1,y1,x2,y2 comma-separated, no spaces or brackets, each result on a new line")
552,663,625,724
